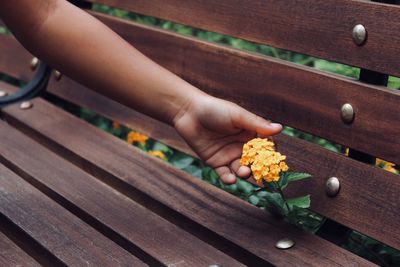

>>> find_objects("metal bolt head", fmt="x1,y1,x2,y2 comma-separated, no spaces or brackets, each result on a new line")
275,238,295,250
19,101,33,110
0,90,8,98
341,103,355,123
352,24,367,46
326,177,340,197
30,57,39,71
54,70,62,81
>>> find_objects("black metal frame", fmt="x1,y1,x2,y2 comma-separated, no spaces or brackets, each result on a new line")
0,62,52,108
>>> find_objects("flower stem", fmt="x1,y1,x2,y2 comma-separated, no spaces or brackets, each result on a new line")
275,182,291,214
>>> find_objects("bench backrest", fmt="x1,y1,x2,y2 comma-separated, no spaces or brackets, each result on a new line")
1,0,399,257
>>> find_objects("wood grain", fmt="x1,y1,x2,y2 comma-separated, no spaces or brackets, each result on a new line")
0,232,39,267
0,35,32,81
51,12,400,164
0,87,376,266
1,10,400,164
2,82,399,252
0,122,244,267
86,0,400,77
2,21,400,164
0,163,145,267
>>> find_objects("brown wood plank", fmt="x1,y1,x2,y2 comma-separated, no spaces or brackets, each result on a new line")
1,12,400,164
0,90,376,266
86,0,400,77
0,122,244,267
0,35,32,80
48,77,195,157
49,12,400,164
0,232,40,267
2,82,399,252
0,164,145,266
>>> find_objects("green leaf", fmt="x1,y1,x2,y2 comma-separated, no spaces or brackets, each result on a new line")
287,195,311,209
183,165,202,178
237,180,254,194
152,142,170,153
248,195,260,206
278,173,289,189
263,192,287,216
171,154,194,169
286,172,312,183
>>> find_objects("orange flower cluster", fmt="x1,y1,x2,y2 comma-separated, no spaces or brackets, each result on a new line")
240,138,289,184
148,150,166,160
127,131,148,145
376,159,398,174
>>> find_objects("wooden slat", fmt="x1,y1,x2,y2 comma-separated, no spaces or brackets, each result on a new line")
0,122,244,267
0,163,145,266
2,81,399,252
1,10,400,164
0,232,39,267
86,0,400,77
1,88,374,266
48,77,195,157
0,35,32,80
50,12,400,164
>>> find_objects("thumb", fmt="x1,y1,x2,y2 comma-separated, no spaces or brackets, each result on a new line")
232,106,282,136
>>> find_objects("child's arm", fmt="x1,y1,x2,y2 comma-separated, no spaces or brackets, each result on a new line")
0,0,282,183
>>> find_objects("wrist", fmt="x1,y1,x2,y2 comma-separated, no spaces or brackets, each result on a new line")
171,86,207,127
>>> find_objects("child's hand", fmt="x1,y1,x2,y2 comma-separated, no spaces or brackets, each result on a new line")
173,94,282,184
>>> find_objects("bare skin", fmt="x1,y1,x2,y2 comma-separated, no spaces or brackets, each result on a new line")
0,0,282,184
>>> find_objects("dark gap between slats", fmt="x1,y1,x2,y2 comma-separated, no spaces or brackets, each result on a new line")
0,119,271,267
0,204,67,266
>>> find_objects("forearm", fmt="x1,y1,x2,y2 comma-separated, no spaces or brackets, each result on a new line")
0,0,204,124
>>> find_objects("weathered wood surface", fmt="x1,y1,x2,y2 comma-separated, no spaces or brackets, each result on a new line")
85,0,400,77
0,122,244,267
0,85,376,266
2,81,399,252
2,18,400,164
0,232,39,267
0,164,145,266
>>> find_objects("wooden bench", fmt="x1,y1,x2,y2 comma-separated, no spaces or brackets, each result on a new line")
1,0,399,266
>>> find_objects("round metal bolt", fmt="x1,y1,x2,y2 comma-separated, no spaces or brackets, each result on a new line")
341,103,355,124
352,24,367,46
275,238,295,250
30,57,39,71
0,90,8,98
19,101,33,110
326,177,340,197
54,70,62,81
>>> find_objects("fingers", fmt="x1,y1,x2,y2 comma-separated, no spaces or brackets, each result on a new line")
232,106,282,136
215,159,252,185
215,166,237,184
230,159,251,179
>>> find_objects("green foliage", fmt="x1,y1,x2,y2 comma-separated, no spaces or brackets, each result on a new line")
343,232,400,267
0,26,10,35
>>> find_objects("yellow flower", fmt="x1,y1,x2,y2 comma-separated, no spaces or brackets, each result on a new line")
148,150,166,160
112,121,121,129
127,131,148,145
376,159,398,174
241,138,289,185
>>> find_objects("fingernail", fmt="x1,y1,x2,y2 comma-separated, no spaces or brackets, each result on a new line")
270,123,282,129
